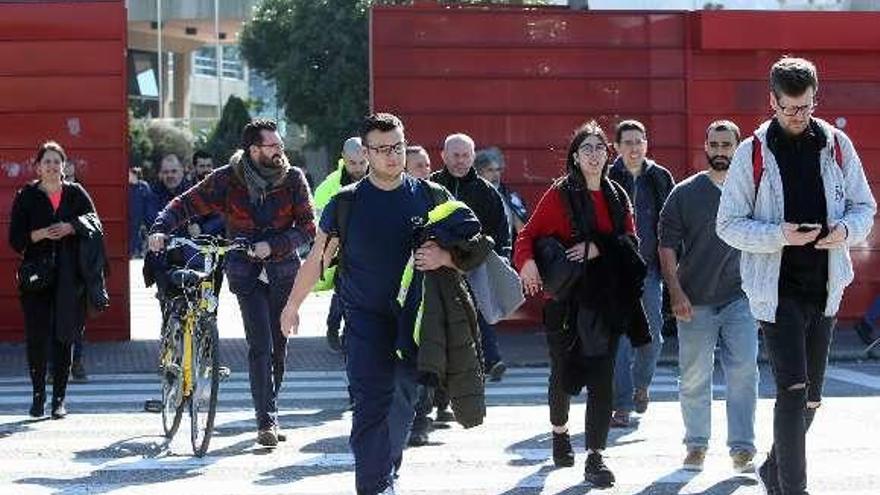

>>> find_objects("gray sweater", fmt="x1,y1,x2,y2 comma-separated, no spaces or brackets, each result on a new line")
659,172,743,306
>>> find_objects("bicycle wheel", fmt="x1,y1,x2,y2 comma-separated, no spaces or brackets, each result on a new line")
190,315,220,457
160,314,185,439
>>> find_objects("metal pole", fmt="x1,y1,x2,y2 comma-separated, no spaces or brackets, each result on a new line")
157,0,163,118
215,0,223,119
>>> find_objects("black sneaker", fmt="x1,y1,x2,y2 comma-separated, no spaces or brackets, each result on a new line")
757,458,781,495
256,428,278,447
435,408,455,423
584,452,615,488
552,431,575,467
50,399,67,420
408,429,429,447
486,361,507,382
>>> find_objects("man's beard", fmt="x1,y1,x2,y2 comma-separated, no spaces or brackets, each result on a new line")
707,153,730,171
258,153,283,167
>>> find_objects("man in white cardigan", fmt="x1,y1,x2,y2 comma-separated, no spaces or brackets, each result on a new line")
716,57,876,495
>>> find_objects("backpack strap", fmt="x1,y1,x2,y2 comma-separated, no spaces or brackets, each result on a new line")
832,132,844,169
320,183,357,282
751,135,764,203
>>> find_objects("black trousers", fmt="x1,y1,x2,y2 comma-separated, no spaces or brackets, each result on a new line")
544,300,619,451
20,291,73,404
760,296,835,495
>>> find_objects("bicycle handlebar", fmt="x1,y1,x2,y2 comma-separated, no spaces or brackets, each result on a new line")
165,235,253,256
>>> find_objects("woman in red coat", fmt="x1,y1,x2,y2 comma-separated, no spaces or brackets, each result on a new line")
514,121,641,488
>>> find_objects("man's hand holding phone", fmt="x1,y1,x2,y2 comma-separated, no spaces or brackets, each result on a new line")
782,223,822,246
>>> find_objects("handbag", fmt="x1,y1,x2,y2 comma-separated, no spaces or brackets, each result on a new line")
17,250,56,293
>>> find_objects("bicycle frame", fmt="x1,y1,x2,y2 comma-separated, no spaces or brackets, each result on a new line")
167,236,247,399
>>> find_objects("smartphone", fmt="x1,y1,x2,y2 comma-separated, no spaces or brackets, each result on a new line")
796,223,822,233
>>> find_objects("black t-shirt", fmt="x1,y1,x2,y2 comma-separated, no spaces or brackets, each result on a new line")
767,118,829,305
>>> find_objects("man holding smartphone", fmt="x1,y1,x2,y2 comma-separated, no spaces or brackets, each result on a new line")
717,57,876,494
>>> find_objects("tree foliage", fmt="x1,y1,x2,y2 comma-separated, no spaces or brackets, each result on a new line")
241,0,547,158
205,95,253,165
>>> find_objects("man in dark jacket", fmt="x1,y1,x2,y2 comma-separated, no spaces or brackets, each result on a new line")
149,119,315,447
607,120,675,427
281,113,472,495
431,133,510,384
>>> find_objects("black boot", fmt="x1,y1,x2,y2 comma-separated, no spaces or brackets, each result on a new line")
585,452,615,488
29,367,46,418
552,431,575,467
29,392,45,418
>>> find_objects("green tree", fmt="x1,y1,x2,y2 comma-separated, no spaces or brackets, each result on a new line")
128,111,153,168
205,95,253,165
146,120,194,170
240,0,545,161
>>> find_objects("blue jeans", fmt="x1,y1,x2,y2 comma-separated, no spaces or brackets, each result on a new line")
614,266,664,411
677,296,758,454
478,312,502,367
346,309,418,495
236,280,291,430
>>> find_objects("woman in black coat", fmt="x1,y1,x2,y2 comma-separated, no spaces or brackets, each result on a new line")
8,141,98,419
513,122,650,489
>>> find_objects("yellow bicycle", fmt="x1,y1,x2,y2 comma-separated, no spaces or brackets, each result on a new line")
158,235,251,457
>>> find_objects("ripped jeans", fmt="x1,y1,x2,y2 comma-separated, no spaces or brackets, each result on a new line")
760,297,835,495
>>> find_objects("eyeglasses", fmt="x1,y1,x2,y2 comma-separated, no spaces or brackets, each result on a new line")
366,141,406,156
256,142,285,151
578,143,608,154
777,101,816,117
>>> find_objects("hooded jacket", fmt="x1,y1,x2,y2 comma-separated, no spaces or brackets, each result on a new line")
397,200,491,428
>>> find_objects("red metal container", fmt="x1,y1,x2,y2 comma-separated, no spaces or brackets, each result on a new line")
0,0,129,341
371,5,879,324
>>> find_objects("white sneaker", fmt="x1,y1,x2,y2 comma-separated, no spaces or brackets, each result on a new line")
378,485,396,495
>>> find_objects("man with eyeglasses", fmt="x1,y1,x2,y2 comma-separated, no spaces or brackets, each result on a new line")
608,120,676,427
281,113,475,495
717,57,876,495
658,120,759,474
431,134,511,384
148,119,316,447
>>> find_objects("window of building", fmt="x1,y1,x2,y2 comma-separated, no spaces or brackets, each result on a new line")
193,45,245,80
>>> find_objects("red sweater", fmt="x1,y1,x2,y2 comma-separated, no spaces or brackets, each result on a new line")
513,186,636,271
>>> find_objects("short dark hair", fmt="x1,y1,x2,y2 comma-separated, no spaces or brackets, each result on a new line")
192,149,213,165
35,141,67,166
614,119,647,144
770,56,818,98
358,113,404,142
405,144,426,156
705,120,741,142
241,119,278,149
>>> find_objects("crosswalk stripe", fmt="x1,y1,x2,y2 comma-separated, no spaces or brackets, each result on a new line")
0,374,680,395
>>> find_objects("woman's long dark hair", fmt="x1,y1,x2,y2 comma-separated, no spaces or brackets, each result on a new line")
563,120,612,189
